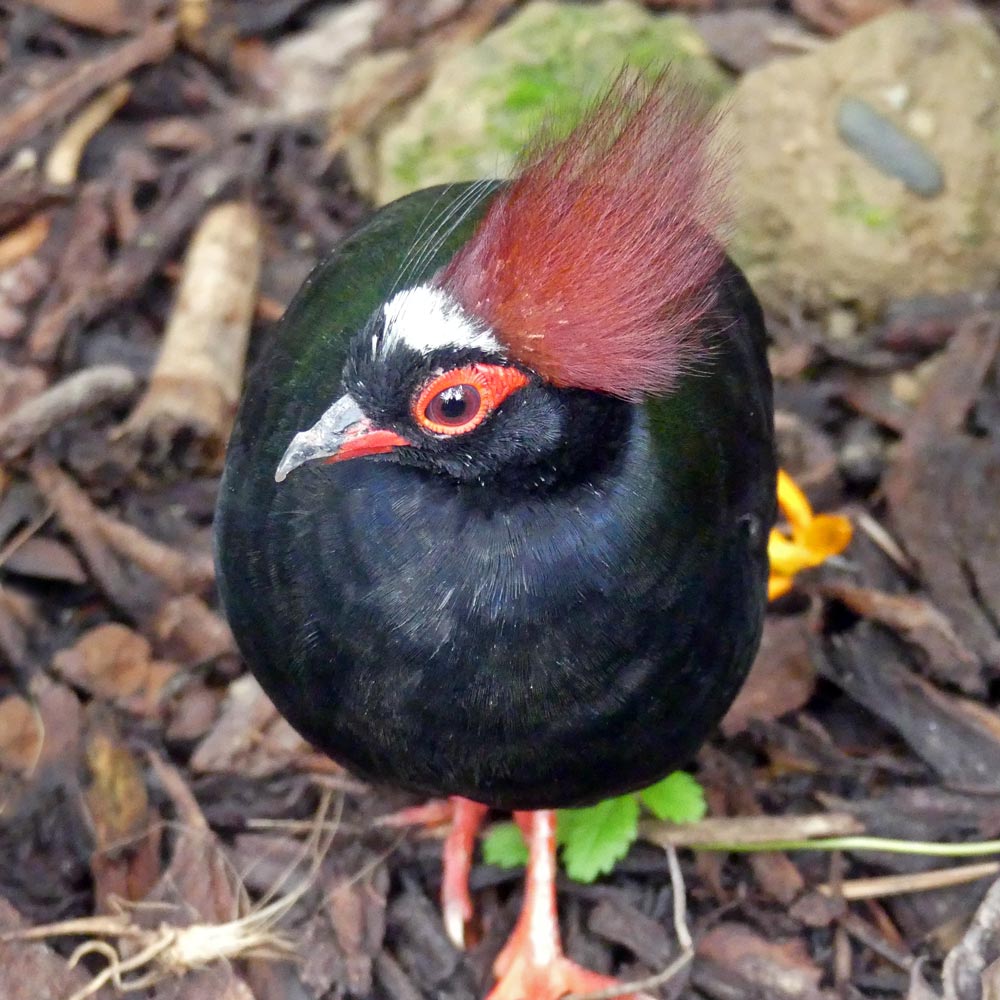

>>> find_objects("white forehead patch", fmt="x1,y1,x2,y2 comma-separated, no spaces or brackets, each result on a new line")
378,285,502,358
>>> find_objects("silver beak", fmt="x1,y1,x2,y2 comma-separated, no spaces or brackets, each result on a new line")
274,393,368,483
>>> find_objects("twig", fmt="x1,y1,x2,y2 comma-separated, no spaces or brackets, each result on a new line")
0,214,52,270
0,19,176,159
92,509,215,596
0,365,137,460
29,456,148,621
28,181,110,362
819,862,1000,901
117,200,262,471
666,845,692,952
563,951,693,1000
639,811,863,849
95,147,254,319
46,82,133,186
2,783,342,1000
565,843,694,1000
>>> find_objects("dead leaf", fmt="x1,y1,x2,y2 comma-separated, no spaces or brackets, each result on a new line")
52,622,177,716
722,615,816,737
0,697,43,776
191,675,312,778
152,594,238,669
83,721,161,910
3,536,87,584
698,922,823,996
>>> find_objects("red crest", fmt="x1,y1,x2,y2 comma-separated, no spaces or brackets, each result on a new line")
438,73,728,401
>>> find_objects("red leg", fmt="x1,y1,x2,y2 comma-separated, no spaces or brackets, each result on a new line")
487,810,653,1000
378,796,489,948
442,797,490,947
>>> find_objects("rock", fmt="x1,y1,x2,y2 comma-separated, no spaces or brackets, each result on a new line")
347,0,731,204
723,9,1000,319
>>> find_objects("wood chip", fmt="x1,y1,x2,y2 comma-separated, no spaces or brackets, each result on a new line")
697,922,824,996
885,314,1000,673
819,624,1000,792
818,581,981,693
118,201,263,472
0,898,110,1000
28,182,112,363
30,455,153,621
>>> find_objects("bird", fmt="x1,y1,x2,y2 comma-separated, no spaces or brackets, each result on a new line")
214,75,776,1000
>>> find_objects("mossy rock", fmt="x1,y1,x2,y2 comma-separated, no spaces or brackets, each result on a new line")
722,9,1000,319
348,0,730,204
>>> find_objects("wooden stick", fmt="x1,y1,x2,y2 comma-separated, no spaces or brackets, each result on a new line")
29,457,148,621
639,812,864,849
46,82,132,186
818,861,1000,901
117,201,262,471
92,510,214,596
0,365,137,460
0,215,51,271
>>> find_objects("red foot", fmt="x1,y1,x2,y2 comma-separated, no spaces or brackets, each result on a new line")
489,937,645,1000
487,811,653,1000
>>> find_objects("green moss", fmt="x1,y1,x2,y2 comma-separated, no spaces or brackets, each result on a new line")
833,177,900,232
374,0,732,203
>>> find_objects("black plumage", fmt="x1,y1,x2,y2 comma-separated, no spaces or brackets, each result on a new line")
214,182,776,811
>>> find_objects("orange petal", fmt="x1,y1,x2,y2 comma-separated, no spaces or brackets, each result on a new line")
776,468,814,533
768,575,794,601
767,528,820,577
800,514,853,560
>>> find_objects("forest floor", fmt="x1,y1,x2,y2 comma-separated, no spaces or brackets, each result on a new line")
0,2,999,999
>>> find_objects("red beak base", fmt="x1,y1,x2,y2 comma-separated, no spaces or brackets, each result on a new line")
324,425,410,464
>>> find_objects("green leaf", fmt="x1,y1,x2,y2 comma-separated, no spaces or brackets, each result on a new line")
557,795,639,883
639,772,706,824
482,821,528,869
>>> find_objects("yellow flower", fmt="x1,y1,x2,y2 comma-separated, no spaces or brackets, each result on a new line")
768,469,852,600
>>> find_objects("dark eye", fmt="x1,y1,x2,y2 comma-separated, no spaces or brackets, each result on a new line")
425,384,481,427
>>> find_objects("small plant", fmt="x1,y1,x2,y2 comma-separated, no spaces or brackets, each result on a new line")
483,770,706,882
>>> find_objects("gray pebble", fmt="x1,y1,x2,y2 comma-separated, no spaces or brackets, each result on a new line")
836,97,944,197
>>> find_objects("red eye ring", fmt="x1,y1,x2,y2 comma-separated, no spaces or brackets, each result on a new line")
413,364,529,436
